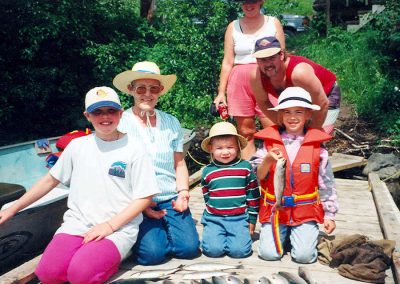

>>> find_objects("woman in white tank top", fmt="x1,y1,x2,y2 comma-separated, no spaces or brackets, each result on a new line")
215,0,285,160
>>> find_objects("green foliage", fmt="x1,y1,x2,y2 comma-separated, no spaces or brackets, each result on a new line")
1,0,399,146
264,0,314,16
288,18,400,144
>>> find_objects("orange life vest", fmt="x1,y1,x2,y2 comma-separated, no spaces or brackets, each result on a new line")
255,126,331,226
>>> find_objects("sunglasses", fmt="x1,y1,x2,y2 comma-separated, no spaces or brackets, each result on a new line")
133,84,162,95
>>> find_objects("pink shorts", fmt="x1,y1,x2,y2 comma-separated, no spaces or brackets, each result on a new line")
227,64,265,118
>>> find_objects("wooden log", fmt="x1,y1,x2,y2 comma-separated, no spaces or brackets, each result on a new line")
369,173,400,283
0,255,40,284
330,153,367,172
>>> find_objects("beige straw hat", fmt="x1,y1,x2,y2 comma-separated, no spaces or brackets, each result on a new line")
201,122,248,153
113,61,177,95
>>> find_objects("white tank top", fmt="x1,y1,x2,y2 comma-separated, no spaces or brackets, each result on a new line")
233,16,278,64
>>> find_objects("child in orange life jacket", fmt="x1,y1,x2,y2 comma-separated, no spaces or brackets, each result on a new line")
200,121,260,258
250,87,338,263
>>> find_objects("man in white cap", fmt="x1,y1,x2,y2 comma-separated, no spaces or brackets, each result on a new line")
250,36,341,135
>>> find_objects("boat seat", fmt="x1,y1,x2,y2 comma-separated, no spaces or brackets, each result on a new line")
0,183,26,209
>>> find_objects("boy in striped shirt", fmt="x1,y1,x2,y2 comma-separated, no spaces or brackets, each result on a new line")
200,121,260,258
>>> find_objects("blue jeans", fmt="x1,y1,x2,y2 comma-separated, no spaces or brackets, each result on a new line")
258,221,319,263
201,213,252,258
132,198,200,265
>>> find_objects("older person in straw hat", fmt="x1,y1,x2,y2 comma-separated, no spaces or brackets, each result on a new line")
113,61,199,265
199,121,260,258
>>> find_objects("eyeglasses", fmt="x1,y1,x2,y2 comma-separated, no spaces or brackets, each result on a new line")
91,108,119,116
132,84,162,95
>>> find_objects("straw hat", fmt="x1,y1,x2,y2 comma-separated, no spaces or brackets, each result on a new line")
268,87,321,111
201,122,248,153
113,61,177,95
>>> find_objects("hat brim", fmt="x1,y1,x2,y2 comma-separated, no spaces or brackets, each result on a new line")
86,101,122,113
113,71,177,95
253,47,281,58
201,135,248,153
268,101,321,111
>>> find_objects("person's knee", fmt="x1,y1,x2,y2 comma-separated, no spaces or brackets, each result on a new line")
35,262,66,283
67,261,118,284
291,247,317,264
258,246,282,261
201,241,225,258
228,246,252,258
174,243,200,259
202,246,225,258
136,248,166,265
35,266,64,284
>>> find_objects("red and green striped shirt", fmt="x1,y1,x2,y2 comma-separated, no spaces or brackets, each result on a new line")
201,159,260,224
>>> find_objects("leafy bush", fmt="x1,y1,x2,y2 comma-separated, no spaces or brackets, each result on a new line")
289,8,400,144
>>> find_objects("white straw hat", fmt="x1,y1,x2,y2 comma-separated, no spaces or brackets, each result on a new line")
113,61,177,95
268,87,321,111
85,86,121,113
201,122,248,153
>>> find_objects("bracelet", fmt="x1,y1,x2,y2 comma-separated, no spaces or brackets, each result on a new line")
177,188,189,193
106,221,115,232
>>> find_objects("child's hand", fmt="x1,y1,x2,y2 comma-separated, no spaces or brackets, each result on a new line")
172,191,189,213
249,223,256,236
324,219,336,234
267,147,283,162
143,206,167,219
82,222,114,244
0,208,16,225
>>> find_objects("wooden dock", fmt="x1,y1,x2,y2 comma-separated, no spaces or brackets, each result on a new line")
1,155,399,284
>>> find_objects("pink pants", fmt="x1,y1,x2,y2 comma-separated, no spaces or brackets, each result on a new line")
35,233,121,284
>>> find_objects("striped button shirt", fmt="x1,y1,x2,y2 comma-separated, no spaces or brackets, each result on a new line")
201,159,260,224
118,108,183,202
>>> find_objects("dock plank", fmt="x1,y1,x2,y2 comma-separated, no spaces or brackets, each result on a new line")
1,175,398,284
330,153,367,172
108,177,397,284
369,173,400,284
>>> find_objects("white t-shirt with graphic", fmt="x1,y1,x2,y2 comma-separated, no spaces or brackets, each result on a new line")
50,133,160,259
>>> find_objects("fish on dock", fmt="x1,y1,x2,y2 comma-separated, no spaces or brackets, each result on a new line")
270,273,290,284
298,266,316,284
182,263,244,271
254,276,272,284
273,158,286,208
278,271,307,284
110,278,169,284
243,276,272,284
211,275,243,284
130,266,183,279
182,271,235,280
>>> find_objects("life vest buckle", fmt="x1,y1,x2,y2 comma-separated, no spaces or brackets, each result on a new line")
282,196,295,207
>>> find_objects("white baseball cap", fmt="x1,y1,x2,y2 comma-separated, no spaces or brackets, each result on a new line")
85,86,122,113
